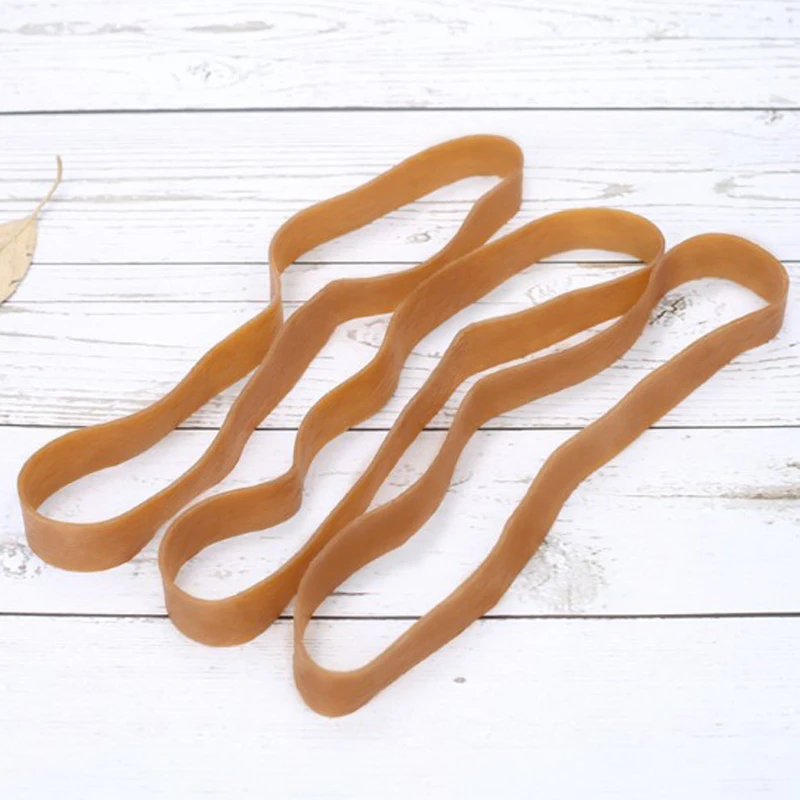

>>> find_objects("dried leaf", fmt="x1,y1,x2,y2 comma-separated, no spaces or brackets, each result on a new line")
0,156,62,304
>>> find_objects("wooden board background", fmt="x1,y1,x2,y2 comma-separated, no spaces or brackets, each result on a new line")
1,2,798,797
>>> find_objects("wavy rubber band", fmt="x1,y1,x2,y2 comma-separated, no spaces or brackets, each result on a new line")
18,135,788,716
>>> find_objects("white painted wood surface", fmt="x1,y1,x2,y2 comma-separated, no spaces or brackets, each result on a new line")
3,269,799,429
1,110,798,265
1,2,798,797
2,427,799,616
2,1,799,111
1,616,799,799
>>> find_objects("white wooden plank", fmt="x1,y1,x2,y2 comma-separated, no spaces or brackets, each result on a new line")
2,426,798,616
0,109,798,264
1,615,798,798
11,258,800,305
2,1,798,111
2,263,798,428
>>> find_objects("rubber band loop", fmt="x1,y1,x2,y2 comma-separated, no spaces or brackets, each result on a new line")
19,135,523,570
17,136,788,716
292,233,787,715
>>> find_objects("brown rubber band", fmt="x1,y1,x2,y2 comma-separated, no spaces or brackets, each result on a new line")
17,136,788,717
292,230,787,715
158,206,664,646
18,134,524,569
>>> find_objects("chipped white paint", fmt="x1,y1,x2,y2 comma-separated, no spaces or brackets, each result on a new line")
2,3,799,796
1,0,799,110
2,266,798,428
0,110,799,266
1,426,798,616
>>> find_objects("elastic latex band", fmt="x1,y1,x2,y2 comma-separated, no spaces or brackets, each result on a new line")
17,136,788,718
19,135,524,570
291,230,787,716
159,207,665,646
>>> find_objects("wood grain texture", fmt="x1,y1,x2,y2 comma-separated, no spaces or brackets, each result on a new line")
2,1,799,792
2,426,798,616
2,263,798,429
2,0,799,111
1,614,798,798
1,110,799,265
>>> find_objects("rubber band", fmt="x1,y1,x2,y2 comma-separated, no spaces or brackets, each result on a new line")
17,136,788,716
